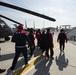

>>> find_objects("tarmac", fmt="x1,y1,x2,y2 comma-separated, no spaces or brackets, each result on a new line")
0,32,76,75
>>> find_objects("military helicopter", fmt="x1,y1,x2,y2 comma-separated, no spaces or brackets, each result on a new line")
0,15,22,41
0,2,56,41
0,19,12,41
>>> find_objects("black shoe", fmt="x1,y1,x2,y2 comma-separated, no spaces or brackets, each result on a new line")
10,67,14,70
51,57,54,60
0,69,6,73
29,53,33,57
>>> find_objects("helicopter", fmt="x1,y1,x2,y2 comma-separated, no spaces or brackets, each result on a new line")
0,18,13,41
0,18,19,41
0,15,22,41
0,1,56,41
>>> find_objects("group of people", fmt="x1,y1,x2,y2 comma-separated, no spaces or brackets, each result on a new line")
0,24,68,74
36,28,54,60
10,24,55,72
35,28,67,56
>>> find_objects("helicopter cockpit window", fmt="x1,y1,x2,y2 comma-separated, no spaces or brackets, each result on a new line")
0,22,5,28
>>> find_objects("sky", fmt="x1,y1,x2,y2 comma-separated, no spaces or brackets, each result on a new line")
0,0,76,28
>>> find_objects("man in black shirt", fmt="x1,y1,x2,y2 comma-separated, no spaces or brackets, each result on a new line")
10,24,33,71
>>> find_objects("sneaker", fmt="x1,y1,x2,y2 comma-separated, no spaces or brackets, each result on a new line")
37,46,40,49
60,51,62,53
25,64,29,67
62,50,64,53
51,57,54,60
0,69,6,73
48,58,50,61
60,50,62,53
46,57,50,60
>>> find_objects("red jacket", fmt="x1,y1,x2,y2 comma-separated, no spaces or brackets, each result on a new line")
11,30,32,47
36,32,41,39
45,32,54,47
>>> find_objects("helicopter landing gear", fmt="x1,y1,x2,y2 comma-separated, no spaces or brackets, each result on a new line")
5,37,10,41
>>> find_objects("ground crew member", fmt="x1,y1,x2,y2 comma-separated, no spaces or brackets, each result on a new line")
57,29,68,53
10,24,33,71
45,28,54,60
36,29,41,48
40,30,46,53
28,28,35,56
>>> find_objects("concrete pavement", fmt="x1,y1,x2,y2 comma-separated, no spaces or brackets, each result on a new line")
0,33,76,75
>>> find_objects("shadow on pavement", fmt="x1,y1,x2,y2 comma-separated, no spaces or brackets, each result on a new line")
0,52,23,61
33,57,53,75
55,52,69,71
5,47,42,75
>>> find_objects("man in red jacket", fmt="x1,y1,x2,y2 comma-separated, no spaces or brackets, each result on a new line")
45,28,54,60
28,28,35,56
57,29,68,53
36,29,41,48
10,24,33,71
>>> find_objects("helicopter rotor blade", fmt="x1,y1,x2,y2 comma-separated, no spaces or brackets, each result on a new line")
0,2,56,22
0,15,22,24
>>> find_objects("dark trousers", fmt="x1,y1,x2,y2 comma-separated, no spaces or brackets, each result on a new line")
11,47,28,70
37,39,40,47
60,42,65,51
46,46,54,58
29,45,35,56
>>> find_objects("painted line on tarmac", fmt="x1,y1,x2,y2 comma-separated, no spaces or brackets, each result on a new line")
13,43,59,75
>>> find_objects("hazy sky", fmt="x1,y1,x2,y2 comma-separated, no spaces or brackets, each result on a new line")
0,0,76,28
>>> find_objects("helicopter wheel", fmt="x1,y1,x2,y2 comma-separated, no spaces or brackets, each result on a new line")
5,37,10,41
